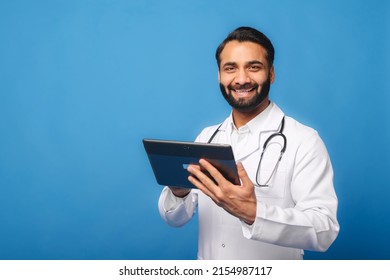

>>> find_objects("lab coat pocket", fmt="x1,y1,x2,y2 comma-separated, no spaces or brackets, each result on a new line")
254,170,287,198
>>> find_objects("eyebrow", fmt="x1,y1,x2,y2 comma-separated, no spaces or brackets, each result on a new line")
221,60,265,68
221,62,237,68
246,60,265,66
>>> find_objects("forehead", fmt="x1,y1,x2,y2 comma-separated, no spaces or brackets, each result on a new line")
220,40,269,66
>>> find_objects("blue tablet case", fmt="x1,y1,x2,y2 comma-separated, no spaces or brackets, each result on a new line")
143,139,240,188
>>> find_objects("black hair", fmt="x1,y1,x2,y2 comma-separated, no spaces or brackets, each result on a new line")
215,26,275,68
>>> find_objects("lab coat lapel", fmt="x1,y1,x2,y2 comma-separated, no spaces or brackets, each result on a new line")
214,118,232,146
235,104,285,161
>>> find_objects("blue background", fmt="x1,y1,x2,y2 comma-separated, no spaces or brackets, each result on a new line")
0,0,389,260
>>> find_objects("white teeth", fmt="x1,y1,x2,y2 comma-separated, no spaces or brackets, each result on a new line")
235,88,252,93
234,88,253,97
234,89,253,97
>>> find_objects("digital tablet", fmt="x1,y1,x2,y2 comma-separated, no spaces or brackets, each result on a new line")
143,139,240,188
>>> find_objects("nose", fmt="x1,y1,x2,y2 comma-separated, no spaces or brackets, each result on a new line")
234,69,250,85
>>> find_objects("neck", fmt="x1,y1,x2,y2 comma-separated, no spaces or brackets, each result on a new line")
232,99,270,128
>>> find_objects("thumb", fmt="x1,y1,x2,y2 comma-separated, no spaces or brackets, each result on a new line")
236,162,253,187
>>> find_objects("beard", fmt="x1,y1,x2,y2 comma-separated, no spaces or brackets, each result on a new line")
220,76,271,113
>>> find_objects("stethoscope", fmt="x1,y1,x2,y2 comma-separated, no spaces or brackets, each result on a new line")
207,117,287,187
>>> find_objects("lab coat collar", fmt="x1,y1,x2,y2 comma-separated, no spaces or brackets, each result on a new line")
217,102,285,161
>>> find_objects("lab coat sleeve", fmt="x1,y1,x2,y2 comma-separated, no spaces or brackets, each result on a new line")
241,132,340,252
158,187,198,227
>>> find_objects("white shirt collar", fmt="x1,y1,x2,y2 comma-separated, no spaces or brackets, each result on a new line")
228,102,274,135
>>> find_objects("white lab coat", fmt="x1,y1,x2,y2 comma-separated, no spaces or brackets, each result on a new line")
158,103,339,260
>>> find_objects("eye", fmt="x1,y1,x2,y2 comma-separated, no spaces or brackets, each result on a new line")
223,66,236,72
248,65,262,71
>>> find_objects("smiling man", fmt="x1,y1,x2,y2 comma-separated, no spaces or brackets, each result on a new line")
158,27,339,259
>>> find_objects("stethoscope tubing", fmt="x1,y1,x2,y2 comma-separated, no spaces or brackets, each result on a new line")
255,117,286,187
207,116,287,187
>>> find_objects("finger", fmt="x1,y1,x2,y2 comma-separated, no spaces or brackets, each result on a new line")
187,164,201,171
198,159,226,186
236,162,254,188
187,164,215,188
188,175,219,202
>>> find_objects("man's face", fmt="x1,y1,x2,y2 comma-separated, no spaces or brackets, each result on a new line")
218,40,274,113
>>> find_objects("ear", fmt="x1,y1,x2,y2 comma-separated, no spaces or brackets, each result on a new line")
218,70,221,83
269,65,275,84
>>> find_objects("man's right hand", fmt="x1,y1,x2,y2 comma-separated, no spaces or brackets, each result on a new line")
168,187,191,198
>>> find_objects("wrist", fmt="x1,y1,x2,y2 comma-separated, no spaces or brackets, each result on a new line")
242,200,257,225
170,187,191,198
